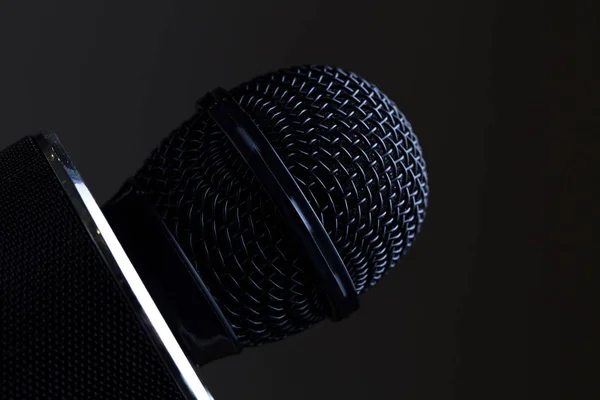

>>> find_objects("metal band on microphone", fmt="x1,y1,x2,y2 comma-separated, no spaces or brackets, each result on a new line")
198,87,359,321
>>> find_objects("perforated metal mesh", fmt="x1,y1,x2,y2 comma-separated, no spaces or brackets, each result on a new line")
134,65,429,346
0,138,185,399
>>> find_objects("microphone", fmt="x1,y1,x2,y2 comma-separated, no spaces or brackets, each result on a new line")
0,65,428,399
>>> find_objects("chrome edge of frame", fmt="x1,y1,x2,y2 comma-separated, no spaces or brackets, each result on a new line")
34,132,214,400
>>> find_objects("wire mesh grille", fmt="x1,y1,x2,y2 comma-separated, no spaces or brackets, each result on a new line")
134,65,429,346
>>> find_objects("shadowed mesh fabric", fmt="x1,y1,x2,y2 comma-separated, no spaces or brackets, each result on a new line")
134,65,429,347
0,138,185,399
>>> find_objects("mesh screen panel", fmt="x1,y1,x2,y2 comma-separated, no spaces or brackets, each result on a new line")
0,137,185,399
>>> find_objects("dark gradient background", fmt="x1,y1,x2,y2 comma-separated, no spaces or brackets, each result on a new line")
0,1,588,399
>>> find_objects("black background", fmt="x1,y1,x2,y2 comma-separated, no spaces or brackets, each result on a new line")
0,1,589,399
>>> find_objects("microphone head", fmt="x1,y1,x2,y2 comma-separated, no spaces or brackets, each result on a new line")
133,65,429,347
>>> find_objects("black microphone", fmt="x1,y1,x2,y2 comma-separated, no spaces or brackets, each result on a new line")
0,65,428,399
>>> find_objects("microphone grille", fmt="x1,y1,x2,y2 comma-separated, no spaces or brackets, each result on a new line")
134,65,428,346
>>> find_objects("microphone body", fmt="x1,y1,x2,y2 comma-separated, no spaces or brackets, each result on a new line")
0,65,428,399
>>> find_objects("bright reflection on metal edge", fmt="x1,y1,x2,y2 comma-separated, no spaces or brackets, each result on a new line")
35,132,213,400
74,183,213,400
